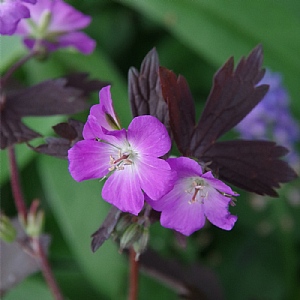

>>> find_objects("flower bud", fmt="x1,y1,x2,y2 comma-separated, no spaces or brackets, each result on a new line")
119,223,142,251
133,227,149,260
25,200,44,238
0,215,17,243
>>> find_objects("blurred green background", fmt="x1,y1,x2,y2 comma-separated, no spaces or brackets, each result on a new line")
1,0,300,299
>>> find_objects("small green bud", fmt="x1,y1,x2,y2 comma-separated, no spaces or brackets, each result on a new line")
114,214,132,236
25,200,44,238
133,227,149,260
119,223,142,251
0,215,17,243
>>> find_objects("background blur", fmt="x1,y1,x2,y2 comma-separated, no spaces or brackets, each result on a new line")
1,0,300,299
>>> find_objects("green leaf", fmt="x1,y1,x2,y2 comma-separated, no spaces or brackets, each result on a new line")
37,155,127,299
121,0,300,116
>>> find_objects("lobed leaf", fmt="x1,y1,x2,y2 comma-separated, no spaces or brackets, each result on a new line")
200,140,298,196
128,48,170,134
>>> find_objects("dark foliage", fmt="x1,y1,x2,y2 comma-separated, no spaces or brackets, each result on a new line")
128,48,170,135
159,45,297,196
30,119,84,159
0,73,107,149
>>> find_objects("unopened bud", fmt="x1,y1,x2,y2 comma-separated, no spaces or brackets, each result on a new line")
25,200,44,238
119,223,142,251
133,227,149,260
0,215,17,243
114,214,132,236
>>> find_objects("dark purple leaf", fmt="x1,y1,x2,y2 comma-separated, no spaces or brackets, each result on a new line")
30,119,84,159
159,67,195,155
0,109,41,150
159,45,297,196
1,73,104,149
200,140,297,196
64,73,109,97
91,206,122,252
128,48,170,134
139,248,224,300
191,45,269,154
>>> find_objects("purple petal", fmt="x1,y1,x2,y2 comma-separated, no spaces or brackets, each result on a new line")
135,156,175,200
102,167,144,215
82,115,104,140
48,0,91,32
167,157,203,178
203,188,237,230
68,140,117,182
83,86,119,139
149,180,206,236
156,185,205,236
0,2,30,35
22,0,37,4
57,32,96,54
202,171,238,196
128,115,171,157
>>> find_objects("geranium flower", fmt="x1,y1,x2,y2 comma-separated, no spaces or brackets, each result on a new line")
0,0,36,35
15,0,95,54
147,157,238,236
68,86,175,215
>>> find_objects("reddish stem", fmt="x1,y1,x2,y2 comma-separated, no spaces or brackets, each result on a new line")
8,146,27,223
8,146,64,300
32,237,64,300
128,248,139,300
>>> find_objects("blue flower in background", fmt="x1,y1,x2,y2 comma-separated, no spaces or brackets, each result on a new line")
235,70,300,168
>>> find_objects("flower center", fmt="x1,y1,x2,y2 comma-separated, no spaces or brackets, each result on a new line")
108,149,135,171
187,178,208,204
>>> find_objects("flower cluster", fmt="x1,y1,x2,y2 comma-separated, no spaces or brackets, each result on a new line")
68,86,238,235
235,70,300,167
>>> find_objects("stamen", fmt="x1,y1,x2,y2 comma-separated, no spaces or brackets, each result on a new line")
109,152,133,171
188,179,208,204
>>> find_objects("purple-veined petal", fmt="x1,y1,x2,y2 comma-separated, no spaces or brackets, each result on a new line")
128,115,171,157
135,156,175,200
57,31,96,54
203,188,237,230
68,139,116,182
150,180,206,236
102,167,144,215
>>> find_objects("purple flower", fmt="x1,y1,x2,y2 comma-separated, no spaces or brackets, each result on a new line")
0,0,36,35
147,157,238,236
68,86,175,215
15,0,95,54
235,70,300,166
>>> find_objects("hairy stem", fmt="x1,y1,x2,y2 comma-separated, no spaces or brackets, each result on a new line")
128,248,139,300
